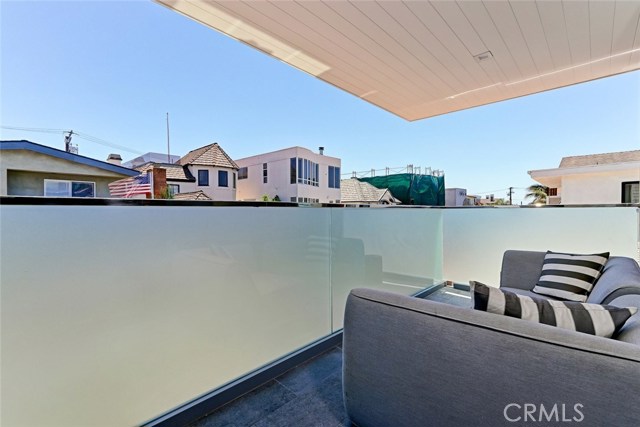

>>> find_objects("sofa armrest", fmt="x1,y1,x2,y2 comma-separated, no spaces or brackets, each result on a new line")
343,288,640,427
499,250,546,290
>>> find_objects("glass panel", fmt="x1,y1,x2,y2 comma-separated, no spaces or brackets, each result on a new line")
328,166,334,188
330,208,444,330
71,182,94,198
443,207,639,285
334,167,340,189
44,180,70,197
290,158,296,184
0,205,331,427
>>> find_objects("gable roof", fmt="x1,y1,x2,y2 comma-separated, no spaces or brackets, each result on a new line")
0,140,138,177
134,162,195,182
177,143,239,169
559,150,640,168
341,178,399,203
173,190,212,201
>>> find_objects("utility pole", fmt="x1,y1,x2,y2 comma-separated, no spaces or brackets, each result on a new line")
507,187,514,205
64,130,74,152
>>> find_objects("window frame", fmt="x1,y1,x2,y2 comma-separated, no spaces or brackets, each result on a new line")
621,181,639,204
44,179,96,198
238,167,248,180
198,170,209,186
168,184,180,196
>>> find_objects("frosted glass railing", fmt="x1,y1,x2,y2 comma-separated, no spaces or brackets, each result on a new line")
0,204,443,427
330,208,443,328
443,206,639,285
2,203,636,427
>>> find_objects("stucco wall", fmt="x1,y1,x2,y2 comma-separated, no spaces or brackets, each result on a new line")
1,149,133,197
184,165,237,201
236,147,341,202
561,168,640,204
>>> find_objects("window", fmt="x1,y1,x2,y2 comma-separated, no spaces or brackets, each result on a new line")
238,167,248,180
290,197,296,202
44,180,95,198
198,170,209,186
263,163,268,184
548,188,558,196
622,181,639,203
218,170,228,187
290,158,296,184
233,172,236,189
168,184,180,196
328,166,341,189
292,157,319,186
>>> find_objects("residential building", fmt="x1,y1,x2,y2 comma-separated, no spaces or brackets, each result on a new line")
176,143,239,201
341,178,400,205
529,150,640,205
132,143,239,201
123,152,181,169
134,162,196,197
236,146,341,203
445,188,468,207
0,140,138,197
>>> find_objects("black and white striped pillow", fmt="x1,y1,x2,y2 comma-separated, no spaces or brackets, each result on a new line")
532,251,609,302
471,281,636,338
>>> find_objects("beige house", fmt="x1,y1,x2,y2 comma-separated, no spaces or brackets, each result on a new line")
134,143,239,201
529,150,640,205
0,140,138,197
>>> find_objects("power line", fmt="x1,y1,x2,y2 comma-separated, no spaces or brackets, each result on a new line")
1,125,142,154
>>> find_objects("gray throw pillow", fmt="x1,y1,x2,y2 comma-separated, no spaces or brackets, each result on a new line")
471,281,636,338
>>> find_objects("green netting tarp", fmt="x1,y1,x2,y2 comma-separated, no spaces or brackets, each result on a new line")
358,173,445,206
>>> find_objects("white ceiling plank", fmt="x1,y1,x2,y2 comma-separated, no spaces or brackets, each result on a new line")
155,0,640,121
323,1,451,100
213,1,411,111
562,0,593,83
298,0,445,106
509,1,555,73
456,1,537,96
610,0,640,73
589,0,616,77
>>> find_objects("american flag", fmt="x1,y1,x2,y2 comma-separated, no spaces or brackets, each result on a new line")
108,173,152,198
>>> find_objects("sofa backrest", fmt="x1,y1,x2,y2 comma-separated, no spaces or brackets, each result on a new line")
500,250,546,290
586,256,640,304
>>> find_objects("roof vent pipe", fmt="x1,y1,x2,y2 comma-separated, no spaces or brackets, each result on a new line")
319,146,324,155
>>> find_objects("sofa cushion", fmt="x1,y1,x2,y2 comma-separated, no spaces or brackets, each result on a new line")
532,251,609,302
471,281,636,338
586,257,640,304
607,294,640,345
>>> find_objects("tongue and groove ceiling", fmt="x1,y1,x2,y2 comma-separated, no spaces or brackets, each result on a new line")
157,0,640,121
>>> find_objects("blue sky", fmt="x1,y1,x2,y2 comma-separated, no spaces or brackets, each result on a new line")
2,0,639,204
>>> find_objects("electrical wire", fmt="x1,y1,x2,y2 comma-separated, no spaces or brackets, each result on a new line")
1,125,142,154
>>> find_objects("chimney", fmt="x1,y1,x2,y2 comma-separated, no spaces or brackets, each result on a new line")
150,168,167,199
107,153,122,166
319,146,324,155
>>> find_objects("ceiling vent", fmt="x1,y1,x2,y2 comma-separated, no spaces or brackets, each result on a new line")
473,51,493,63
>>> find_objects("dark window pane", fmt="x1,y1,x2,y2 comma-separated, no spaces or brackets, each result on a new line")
71,182,94,198
290,158,296,184
198,170,209,186
218,170,228,187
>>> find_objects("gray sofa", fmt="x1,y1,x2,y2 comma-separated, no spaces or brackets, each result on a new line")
343,250,640,427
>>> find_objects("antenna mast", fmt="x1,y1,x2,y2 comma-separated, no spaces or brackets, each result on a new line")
166,113,171,163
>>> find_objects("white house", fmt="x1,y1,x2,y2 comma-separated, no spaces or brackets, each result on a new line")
529,150,640,205
235,147,341,203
